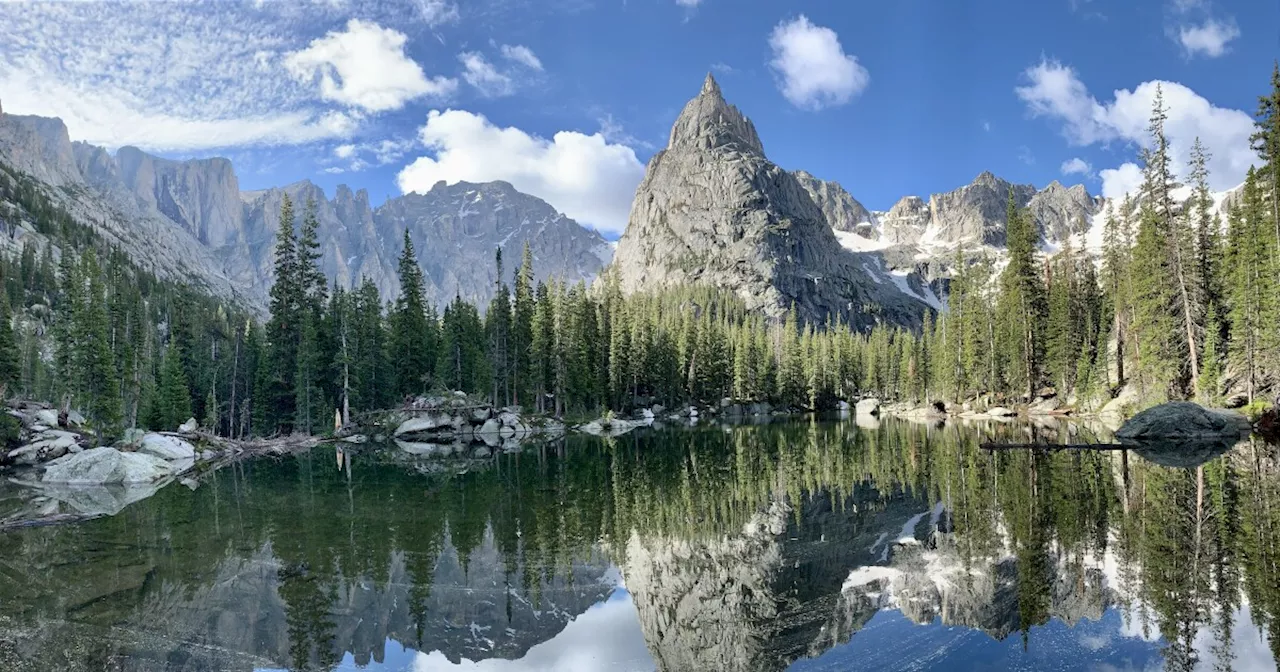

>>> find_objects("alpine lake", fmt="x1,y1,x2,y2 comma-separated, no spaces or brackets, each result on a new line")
1,414,1278,672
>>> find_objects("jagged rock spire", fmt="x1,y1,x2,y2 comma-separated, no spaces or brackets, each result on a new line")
667,73,764,154
701,72,721,97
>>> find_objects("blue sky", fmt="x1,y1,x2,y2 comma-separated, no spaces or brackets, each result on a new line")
0,0,1275,237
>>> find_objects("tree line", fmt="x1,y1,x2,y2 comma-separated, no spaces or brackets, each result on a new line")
2,65,1278,442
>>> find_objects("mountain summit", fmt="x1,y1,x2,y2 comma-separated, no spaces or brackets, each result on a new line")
610,77,930,328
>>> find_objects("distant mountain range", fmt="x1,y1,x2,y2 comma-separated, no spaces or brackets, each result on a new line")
0,88,1233,327
0,99,610,312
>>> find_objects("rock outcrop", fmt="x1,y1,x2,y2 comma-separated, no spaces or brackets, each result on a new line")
609,75,928,329
792,170,874,234
42,447,177,484
0,101,613,314
1115,401,1251,441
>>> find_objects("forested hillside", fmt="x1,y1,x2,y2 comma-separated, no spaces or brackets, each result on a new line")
2,66,1278,444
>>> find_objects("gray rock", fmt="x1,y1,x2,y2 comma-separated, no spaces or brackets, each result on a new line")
42,447,176,484
136,433,196,461
608,74,928,329
986,406,1017,417
792,170,873,233
395,415,444,437
855,399,881,417
9,430,81,465
34,408,58,427
178,417,198,433
498,411,521,428
1115,402,1251,441
471,407,492,423
1028,397,1061,415
477,418,502,436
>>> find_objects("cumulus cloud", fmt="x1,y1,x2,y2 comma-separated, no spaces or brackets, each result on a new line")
334,144,357,159
1015,58,1255,197
1177,17,1240,58
286,19,456,112
396,109,645,234
768,15,869,111
499,44,543,71
1061,157,1092,176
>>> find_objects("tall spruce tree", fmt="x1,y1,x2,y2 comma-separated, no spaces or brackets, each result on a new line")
996,190,1046,401
389,230,435,398
263,194,299,433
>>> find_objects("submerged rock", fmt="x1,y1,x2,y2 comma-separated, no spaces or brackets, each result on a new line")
42,447,176,484
1115,402,1251,441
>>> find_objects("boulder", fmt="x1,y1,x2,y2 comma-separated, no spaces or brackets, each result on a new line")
855,398,881,417
1100,385,1140,418
9,430,83,465
498,411,521,428
471,407,492,423
42,447,176,484
1115,402,1252,441
477,418,502,435
136,433,196,461
836,400,851,412
395,415,443,437
1028,397,1061,415
987,406,1017,417
178,418,198,433
34,409,59,427
67,410,86,427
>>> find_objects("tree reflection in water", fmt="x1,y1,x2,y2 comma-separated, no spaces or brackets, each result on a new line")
0,418,1275,671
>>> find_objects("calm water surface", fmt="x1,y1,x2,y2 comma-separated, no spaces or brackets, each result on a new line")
1,417,1277,671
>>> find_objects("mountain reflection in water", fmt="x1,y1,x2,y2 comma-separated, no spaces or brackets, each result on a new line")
0,418,1276,672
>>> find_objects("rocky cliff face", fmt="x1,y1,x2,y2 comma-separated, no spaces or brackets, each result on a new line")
376,180,611,307
0,101,612,313
609,75,928,329
792,170,874,235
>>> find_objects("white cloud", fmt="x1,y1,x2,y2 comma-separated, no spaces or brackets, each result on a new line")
1015,58,1255,196
500,44,543,71
415,0,460,27
334,144,356,159
1098,163,1144,199
1177,17,1240,58
0,2,374,151
768,15,869,111
397,109,646,234
412,591,652,671
676,0,703,6
459,52,515,97
1061,157,1092,175
1018,145,1036,166
286,19,456,112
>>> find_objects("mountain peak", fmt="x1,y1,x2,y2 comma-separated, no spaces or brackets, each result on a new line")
972,171,1003,188
667,75,763,155
701,72,721,97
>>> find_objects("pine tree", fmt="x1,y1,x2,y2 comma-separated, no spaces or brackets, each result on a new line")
1251,61,1280,259
293,198,327,433
264,194,299,433
0,293,20,399
996,190,1047,401
510,243,536,406
389,230,435,397
158,341,192,431
79,250,121,438
485,248,512,405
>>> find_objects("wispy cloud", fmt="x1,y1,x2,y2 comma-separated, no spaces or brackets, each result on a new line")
1166,0,1239,58
0,2,452,152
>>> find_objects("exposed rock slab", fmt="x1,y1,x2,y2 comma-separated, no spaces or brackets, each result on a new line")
42,447,176,484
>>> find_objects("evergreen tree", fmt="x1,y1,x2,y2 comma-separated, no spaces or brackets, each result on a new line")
0,293,20,399
389,230,435,397
158,341,192,431
1251,61,1280,258
263,194,299,433
294,198,327,433
79,250,121,438
511,243,536,406
996,190,1047,401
